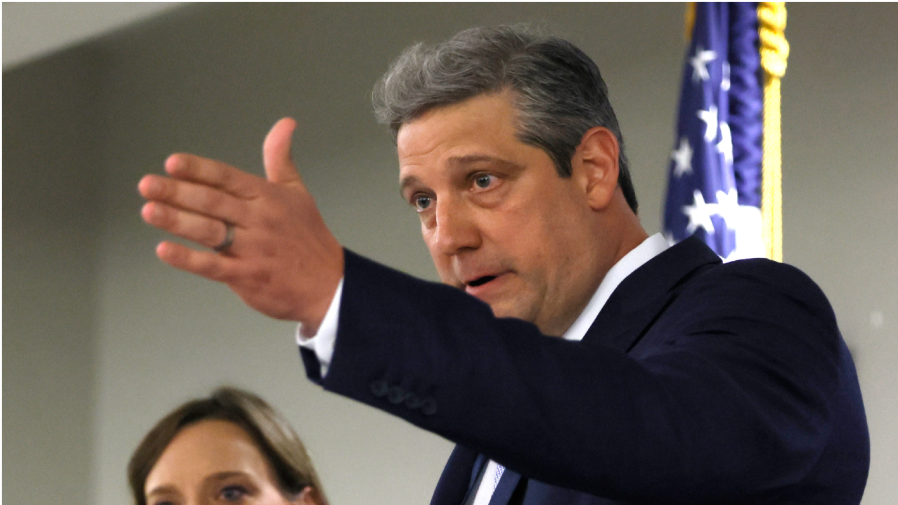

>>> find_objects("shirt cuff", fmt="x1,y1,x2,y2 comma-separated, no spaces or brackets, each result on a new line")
296,278,344,378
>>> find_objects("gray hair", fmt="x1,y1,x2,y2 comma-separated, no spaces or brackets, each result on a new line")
372,25,638,213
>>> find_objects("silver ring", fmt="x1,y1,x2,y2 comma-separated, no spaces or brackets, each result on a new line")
213,222,235,253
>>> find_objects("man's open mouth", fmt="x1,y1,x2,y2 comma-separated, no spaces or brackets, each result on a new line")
468,276,497,287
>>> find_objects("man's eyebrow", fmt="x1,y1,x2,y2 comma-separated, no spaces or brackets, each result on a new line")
447,154,523,170
399,154,523,194
399,174,422,198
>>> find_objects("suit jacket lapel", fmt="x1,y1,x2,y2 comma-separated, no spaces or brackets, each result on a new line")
433,448,525,505
431,445,482,505
583,237,721,352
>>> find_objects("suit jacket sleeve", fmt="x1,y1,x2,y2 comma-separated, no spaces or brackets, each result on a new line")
300,245,868,503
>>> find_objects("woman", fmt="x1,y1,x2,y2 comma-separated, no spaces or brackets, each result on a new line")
128,387,328,505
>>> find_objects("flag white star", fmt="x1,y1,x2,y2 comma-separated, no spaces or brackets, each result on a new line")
714,188,741,227
690,45,717,83
723,205,763,262
717,121,733,167
683,190,716,234
671,137,694,178
697,104,718,142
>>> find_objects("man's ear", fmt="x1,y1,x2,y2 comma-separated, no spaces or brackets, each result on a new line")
572,126,620,211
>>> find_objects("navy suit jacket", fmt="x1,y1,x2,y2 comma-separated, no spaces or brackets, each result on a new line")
301,237,869,504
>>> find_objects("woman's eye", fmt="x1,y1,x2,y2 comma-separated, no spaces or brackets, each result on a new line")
220,485,248,502
474,174,494,189
414,195,432,212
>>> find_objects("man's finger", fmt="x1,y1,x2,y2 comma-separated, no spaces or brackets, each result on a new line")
263,117,302,185
142,201,236,251
155,241,234,282
164,153,264,200
138,175,249,226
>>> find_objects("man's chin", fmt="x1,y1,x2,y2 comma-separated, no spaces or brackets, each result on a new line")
486,302,533,324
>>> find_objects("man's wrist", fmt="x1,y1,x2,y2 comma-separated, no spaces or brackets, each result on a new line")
296,277,344,377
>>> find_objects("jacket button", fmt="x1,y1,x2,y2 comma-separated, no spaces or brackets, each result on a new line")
370,380,388,397
404,392,423,410
387,386,405,404
421,397,437,415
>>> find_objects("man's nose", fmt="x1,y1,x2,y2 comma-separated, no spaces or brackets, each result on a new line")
429,197,481,256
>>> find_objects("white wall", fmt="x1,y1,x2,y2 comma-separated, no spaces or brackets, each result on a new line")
3,42,105,505
2,2,183,69
3,4,896,505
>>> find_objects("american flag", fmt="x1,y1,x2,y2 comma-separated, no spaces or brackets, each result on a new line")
663,2,764,261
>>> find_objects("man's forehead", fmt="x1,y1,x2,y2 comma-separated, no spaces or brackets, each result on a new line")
398,95,520,155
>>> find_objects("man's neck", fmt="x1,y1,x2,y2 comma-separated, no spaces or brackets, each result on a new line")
561,233,669,342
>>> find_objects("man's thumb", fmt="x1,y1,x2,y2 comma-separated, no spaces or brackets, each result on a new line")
263,117,301,184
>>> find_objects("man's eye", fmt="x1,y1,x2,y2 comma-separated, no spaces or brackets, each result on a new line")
474,174,494,189
220,485,248,502
414,195,433,212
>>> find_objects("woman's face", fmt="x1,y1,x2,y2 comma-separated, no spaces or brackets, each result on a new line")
144,419,318,505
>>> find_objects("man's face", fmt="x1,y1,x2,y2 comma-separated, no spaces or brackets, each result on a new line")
398,92,608,336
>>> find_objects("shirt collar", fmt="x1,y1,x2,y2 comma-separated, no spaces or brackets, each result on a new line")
562,233,669,342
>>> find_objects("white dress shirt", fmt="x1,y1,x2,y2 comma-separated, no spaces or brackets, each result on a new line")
298,233,670,503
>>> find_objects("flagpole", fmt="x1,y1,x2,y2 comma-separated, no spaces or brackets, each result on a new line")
758,2,789,262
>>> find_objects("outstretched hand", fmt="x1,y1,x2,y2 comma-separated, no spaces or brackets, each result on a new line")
138,118,344,329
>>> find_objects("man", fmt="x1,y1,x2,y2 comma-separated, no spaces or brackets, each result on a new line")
139,26,869,504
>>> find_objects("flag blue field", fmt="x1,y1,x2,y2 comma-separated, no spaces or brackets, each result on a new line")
663,2,764,261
